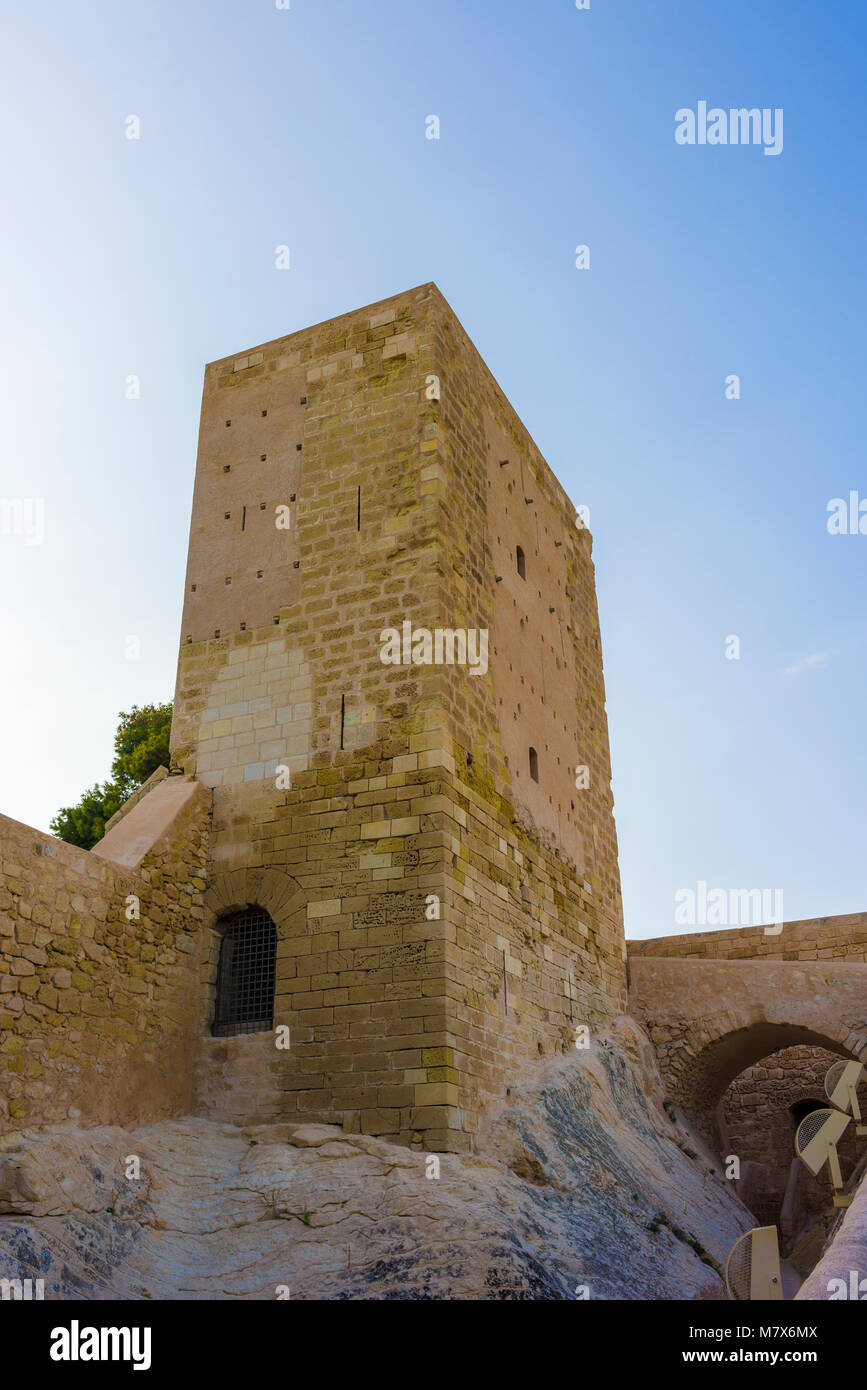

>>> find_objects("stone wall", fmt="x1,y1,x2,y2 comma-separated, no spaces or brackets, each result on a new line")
629,912,867,964
627,954,867,1136
0,1020,756,1301
0,780,211,1133
628,918,867,1227
722,1045,863,1236
171,283,626,1151
430,291,625,1129
172,285,457,1148
797,1162,867,1300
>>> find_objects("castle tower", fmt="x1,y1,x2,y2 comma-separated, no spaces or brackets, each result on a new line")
171,283,625,1152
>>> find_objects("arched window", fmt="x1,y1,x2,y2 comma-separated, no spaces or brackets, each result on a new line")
516,545,526,579
529,746,539,782
212,907,277,1037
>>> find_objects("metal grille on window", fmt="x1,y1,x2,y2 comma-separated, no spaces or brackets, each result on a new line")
212,908,277,1037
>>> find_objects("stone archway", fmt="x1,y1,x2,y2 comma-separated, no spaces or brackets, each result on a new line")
194,866,306,1125
200,866,306,1032
721,1047,863,1242
202,864,306,932
628,956,867,1142
691,1022,857,1127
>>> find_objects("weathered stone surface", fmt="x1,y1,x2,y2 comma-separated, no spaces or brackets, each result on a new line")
0,793,211,1133
282,1124,344,1148
630,912,867,966
629,956,867,1142
0,1127,133,1217
92,777,209,871
0,1024,754,1300
168,282,627,1151
796,1151,867,1300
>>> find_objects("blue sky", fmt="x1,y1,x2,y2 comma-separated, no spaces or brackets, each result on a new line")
1,0,864,938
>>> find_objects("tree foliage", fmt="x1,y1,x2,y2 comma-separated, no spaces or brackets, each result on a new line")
110,703,173,793
50,702,173,850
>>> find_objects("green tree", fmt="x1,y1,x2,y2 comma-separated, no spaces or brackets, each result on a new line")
110,703,173,794
51,702,173,850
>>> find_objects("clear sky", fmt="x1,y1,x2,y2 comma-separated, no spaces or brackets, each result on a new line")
1,0,864,938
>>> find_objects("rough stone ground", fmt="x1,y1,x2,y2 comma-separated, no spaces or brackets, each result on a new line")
0,1020,757,1299
796,1145,867,1300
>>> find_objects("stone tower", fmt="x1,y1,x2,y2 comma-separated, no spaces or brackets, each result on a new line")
171,282,625,1152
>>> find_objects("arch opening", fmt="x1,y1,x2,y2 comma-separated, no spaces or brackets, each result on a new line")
686,1022,856,1120
720,1041,863,1253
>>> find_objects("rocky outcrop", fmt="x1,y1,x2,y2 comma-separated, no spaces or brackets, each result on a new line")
0,1019,754,1299
796,1150,867,1300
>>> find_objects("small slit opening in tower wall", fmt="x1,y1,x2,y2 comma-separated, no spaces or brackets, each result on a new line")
340,693,345,749
241,505,246,531
356,486,361,531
